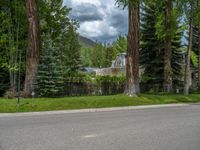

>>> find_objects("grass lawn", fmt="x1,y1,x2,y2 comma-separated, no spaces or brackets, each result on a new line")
0,94,200,113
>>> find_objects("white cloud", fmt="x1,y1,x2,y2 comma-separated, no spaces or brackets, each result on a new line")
79,21,118,38
64,0,128,42
70,0,101,6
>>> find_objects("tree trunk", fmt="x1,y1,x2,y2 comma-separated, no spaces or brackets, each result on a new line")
198,29,200,89
125,3,140,96
184,17,193,95
24,0,40,95
163,0,172,92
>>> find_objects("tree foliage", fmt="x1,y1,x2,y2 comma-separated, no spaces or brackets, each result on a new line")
0,0,81,97
35,0,81,96
140,1,184,90
36,34,64,97
112,36,127,59
0,0,27,95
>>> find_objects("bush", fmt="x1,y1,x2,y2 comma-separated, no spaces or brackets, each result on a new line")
63,74,126,96
3,87,17,99
19,91,30,98
64,72,93,83
96,75,126,83
96,76,126,95
64,72,94,96
3,89,31,99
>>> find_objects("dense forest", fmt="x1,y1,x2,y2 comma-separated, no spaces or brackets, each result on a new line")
116,0,200,96
0,0,81,97
0,0,200,97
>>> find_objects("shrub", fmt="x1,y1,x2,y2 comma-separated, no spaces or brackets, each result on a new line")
64,72,93,83
63,74,126,96
96,76,126,95
3,87,16,99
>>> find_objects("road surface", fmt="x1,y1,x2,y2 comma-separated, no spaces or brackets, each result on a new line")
0,104,200,150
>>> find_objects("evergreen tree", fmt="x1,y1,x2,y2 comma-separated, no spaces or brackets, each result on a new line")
112,35,127,59
140,2,184,90
90,43,105,68
103,46,113,67
81,47,92,67
35,0,82,97
171,27,184,87
36,34,64,97
81,43,113,68
39,0,81,76
63,26,82,75
140,2,164,87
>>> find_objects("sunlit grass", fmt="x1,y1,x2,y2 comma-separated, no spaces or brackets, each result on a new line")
0,94,200,113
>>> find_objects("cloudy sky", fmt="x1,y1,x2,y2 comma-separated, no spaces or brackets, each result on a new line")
64,0,128,42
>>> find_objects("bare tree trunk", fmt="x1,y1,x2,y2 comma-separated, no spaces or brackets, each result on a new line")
184,17,193,95
198,29,200,89
125,3,140,96
163,0,172,92
24,0,40,95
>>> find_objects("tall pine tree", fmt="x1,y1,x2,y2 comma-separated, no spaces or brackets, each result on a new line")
36,34,64,97
39,0,82,76
63,26,82,76
171,26,184,87
140,2,184,91
140,2,164,88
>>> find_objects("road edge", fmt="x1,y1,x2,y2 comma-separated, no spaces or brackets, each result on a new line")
0,103,190,117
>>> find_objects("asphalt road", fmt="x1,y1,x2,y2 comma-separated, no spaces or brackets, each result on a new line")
0,105,200,150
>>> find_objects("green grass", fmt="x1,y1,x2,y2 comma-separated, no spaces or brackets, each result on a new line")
0,94,200,113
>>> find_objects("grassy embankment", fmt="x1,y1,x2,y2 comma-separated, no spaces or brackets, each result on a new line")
0,94,200,113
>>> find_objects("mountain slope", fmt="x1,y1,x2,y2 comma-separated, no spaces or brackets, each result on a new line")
78,35,96,48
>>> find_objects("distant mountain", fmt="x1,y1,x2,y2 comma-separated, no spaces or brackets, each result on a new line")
78,35,96,48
